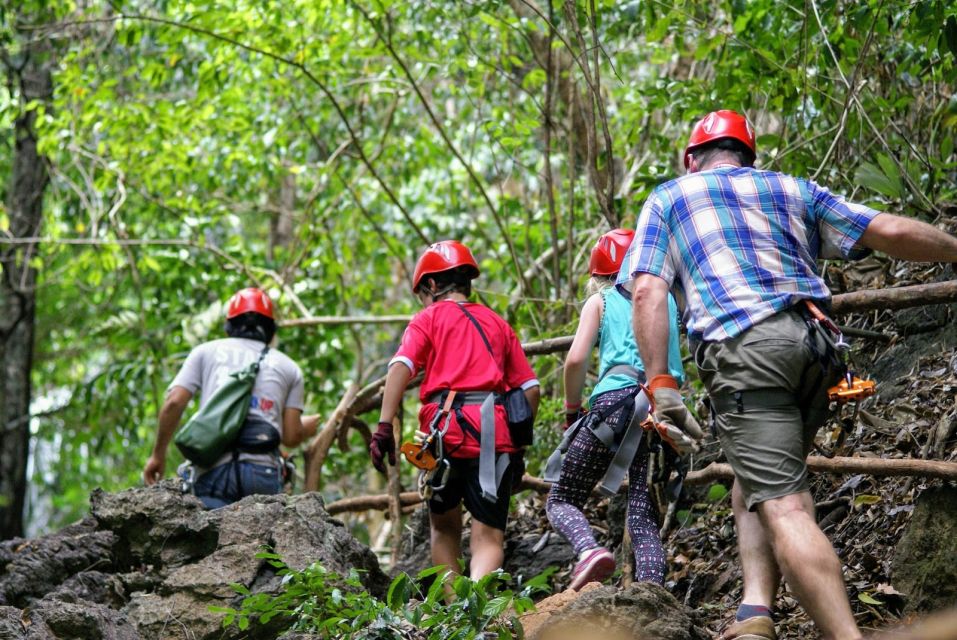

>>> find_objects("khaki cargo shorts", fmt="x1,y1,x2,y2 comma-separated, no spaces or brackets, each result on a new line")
695,309,841,511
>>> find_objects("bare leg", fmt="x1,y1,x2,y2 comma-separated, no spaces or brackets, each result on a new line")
733,480,781,608
758,491,861,640
430,506,464,575
469,519,505,579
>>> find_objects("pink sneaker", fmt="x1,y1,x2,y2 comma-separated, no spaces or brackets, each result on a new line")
569,547,616,591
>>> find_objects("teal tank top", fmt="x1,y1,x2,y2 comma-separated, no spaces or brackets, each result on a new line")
589,287,685,402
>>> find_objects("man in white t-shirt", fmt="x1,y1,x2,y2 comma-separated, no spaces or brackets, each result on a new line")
143,288,319,508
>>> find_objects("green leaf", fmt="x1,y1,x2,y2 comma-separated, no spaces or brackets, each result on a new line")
875,154,903,196
855,162,901,198
706,483,729,503
858,592,883,605
483,595,511,618
854,494,882,506
387,572,412,609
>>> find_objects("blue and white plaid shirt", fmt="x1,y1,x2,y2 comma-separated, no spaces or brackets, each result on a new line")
618,165,880,342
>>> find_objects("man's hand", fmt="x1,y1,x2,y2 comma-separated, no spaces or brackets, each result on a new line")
649,375,704,455
143,455,165,486
369,421,396,473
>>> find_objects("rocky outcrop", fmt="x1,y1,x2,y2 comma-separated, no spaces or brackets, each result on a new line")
0,483,387,640
523,582,710,640
892,485,957,613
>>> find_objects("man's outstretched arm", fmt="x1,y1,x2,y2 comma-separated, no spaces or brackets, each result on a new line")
861,213,957,262
630,273,673,379
143,386,192,485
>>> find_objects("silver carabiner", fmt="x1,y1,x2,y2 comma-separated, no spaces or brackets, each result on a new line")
177,462,196,495
429,458,451,492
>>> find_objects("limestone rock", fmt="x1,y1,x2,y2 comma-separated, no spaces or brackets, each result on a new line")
122,491,387,640
892,485,957,612
519,582,604,637
504,531,575,582
25,600,140,640
0,518,116,608
90,483,214,571
527,583,709,640
0,484,387,640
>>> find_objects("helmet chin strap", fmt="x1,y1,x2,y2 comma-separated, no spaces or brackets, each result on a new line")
429,283,457,302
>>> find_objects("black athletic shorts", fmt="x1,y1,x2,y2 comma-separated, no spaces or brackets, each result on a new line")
428,455,515,531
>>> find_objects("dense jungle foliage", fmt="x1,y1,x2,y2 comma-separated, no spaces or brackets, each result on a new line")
1,0,956,535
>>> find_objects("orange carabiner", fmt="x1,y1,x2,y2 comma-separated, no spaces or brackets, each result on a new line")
400,441,439,470
827,376,876,403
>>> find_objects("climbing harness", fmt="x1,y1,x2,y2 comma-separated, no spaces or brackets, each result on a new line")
706,301,877,458
544,365,654,496
281,452,296,491
178,461,197,495
403,391,456,500
803,300,878,456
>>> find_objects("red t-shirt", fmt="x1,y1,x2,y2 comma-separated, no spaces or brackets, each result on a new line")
390,300,539,458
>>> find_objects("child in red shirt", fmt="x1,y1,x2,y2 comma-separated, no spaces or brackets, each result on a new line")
370,240,540,579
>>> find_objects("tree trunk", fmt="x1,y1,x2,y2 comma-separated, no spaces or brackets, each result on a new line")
268,167,296,260
0,36,53,539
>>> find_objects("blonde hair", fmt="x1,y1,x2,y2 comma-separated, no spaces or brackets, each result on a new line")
584,275,615,299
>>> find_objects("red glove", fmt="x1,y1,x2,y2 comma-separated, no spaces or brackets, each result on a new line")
369,421,396,473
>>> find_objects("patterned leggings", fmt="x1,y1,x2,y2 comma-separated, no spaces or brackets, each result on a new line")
546,387,666,584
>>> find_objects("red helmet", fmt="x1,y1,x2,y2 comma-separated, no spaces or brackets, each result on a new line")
684,110,755,169
589,229,635,276
226,287,275,320
412,240,480,292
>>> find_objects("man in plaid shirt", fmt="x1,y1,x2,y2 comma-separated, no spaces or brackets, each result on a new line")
622,110,957,640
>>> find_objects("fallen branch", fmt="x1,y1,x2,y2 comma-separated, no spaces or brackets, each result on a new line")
805,455,957,479
831,280,957,314
321,456,957,514
326,491,422,516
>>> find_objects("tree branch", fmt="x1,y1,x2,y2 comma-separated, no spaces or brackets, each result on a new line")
351,0,535,297
44,12,432,244
830,280,957,314
280,314,413,328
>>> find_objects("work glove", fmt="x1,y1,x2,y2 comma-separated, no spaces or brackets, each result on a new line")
648,375,705,456
564,407,584,431
369,421,396,473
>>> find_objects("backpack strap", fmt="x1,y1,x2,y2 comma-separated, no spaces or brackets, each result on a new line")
597,389,651,496
454,303,510,502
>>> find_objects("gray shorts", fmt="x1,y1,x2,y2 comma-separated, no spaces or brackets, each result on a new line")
695,309,841,511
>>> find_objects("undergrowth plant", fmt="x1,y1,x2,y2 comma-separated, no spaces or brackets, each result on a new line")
216,551,554,639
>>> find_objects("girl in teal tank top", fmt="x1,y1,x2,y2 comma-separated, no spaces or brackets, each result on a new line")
546,229,686,589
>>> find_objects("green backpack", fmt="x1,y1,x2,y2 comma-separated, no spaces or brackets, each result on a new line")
174,346,269,467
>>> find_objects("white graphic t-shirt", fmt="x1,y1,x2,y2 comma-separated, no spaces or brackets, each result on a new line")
170,337,305,467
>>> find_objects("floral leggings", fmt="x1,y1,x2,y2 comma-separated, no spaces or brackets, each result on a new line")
545,386,666,584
